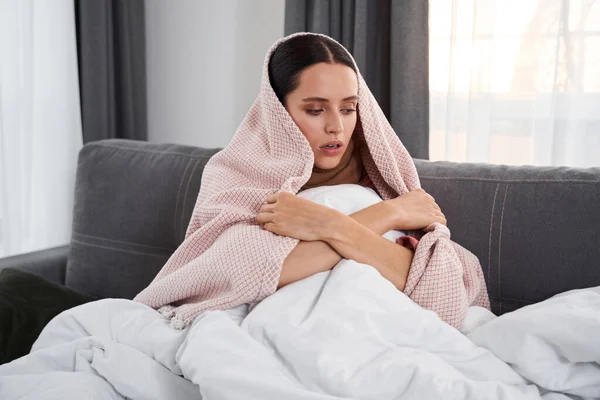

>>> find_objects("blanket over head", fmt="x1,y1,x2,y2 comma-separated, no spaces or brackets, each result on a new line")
134,32,490,329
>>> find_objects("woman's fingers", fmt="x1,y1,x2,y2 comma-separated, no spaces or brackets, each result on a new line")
259,203,275,213
263,222,277,234
435,211,447,225
256,212,273,224
428,202,441,212
422,191,441,211
427,209,446,225
257,213,281,234
266,193,279,204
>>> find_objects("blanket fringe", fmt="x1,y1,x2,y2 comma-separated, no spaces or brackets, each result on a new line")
169,314,190,330
157,306,191,329
157,305,176,319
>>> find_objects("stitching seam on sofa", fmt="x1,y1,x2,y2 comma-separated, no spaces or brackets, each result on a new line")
174,158,194,239
73,232,174,251
88,143,217,159
497,184,509,314
71,239,172,258
488,183,500,286
181,158,202,238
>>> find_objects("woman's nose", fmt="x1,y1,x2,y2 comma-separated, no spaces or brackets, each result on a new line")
326,114,343,134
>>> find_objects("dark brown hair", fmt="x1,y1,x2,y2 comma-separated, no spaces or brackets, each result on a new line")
268,34,357,105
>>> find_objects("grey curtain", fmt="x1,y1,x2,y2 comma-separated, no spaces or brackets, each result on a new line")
285,0,429,159
75,0,147,143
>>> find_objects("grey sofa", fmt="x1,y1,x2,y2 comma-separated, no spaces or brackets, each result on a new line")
1,139,600,316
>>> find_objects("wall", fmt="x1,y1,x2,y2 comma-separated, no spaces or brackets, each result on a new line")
146,0,285,148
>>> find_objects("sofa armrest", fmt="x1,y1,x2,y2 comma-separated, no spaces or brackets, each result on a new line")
0,245,69,285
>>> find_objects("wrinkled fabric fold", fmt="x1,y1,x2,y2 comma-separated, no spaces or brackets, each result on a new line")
404,223,490,328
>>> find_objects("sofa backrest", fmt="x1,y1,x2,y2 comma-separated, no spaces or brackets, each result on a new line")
66,140,219,299
67,139,600,316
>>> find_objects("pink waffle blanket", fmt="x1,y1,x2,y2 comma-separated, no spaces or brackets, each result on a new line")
134,33,490,329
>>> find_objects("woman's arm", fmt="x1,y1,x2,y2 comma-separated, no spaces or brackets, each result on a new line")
278,200,401,288
320,213,414,290
260,189,445,290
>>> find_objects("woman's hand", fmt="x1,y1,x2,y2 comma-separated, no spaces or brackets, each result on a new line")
388,188,447,230
256,192,341,241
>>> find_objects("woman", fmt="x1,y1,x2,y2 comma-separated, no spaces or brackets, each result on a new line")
0,33,491,400
259,34,446,291
134,32,488,329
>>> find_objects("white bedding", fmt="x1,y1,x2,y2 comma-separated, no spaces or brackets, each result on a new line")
1,185,598,400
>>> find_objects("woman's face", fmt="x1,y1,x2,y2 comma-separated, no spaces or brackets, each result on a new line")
285,62,358,170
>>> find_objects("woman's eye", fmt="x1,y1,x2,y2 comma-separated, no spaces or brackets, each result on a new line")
306,109,324,116
342,108,356,115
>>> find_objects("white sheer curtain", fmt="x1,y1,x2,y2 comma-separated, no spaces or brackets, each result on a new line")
0,0,82,258
429,0,600,167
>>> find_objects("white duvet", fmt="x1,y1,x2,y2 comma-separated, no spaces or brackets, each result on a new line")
1,185,599,400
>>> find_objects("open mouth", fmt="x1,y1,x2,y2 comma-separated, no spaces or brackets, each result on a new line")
321,143,342,149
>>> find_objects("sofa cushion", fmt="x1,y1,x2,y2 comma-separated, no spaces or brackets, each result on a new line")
0,268,96,364
65,140,220,299
414,159,600,315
